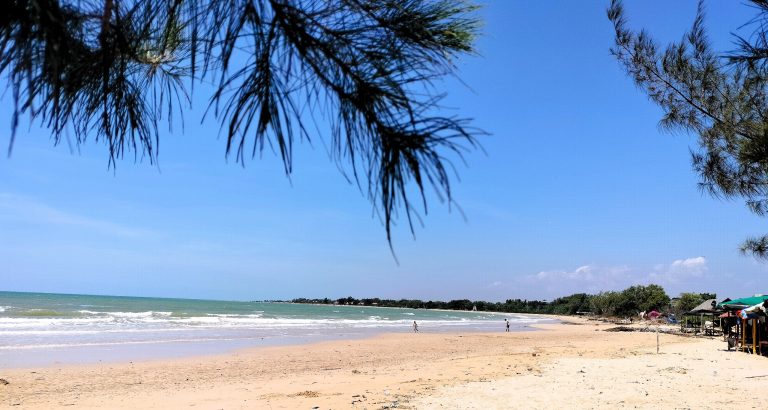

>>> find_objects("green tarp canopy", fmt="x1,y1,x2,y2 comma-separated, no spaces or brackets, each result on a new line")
719,295,768,308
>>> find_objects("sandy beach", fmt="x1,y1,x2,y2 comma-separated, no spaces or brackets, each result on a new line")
2,316,768,409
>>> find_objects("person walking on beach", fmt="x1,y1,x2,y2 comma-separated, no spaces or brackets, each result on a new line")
413,321,419,332
505,318,510,332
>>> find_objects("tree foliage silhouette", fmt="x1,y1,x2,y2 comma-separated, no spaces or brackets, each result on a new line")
609,0,768,259
1,0,482,243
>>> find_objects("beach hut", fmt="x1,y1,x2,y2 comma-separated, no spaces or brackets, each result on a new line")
720,295,768,309
689,299,718,314
685,299,720,335
720,296,768,354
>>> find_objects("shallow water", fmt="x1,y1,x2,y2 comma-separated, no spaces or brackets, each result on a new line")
0,291,556,368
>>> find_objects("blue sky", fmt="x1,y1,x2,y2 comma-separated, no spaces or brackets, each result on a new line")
1,1,766,302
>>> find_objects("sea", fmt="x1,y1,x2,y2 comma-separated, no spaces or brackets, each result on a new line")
0,291,555,368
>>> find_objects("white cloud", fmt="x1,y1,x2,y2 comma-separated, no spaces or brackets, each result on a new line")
651,256,708,281
520,264,632,298
518,257,710,299
535,264,629,282
670,256,708,275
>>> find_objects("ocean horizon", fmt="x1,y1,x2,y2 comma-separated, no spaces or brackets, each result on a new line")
0,291,555,368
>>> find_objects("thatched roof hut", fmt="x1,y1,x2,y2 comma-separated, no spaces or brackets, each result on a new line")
687,299,720,315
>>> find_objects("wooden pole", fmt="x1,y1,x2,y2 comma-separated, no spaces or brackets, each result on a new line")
656,324,659,354
742,318,747,352
753,319,758,355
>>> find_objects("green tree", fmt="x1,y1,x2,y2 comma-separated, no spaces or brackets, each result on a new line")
1,0,482,243
590,291,622,316
699,292,717,301
674,292,705,315
549,293,591,315
643,284,671,312
447,299,473,310
608,0,768,258
618,284,669,315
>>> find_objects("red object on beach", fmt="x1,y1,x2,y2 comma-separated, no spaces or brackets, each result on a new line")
648,310,660,318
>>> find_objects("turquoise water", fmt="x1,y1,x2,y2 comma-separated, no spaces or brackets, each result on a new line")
0,291,553,367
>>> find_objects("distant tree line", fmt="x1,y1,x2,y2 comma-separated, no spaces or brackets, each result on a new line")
291,285,717,318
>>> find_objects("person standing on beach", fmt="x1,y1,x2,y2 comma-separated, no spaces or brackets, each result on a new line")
413,321,419,332
505,318,510,332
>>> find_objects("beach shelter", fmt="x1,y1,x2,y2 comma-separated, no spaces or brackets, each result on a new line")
685,299,720,335
720,296,768,354
688,299,719,314
742,302,768,316
720,295,768,309
739,307,765,355
684,299,723,335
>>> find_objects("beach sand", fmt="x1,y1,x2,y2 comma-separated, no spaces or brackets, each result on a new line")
2,317,768,409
